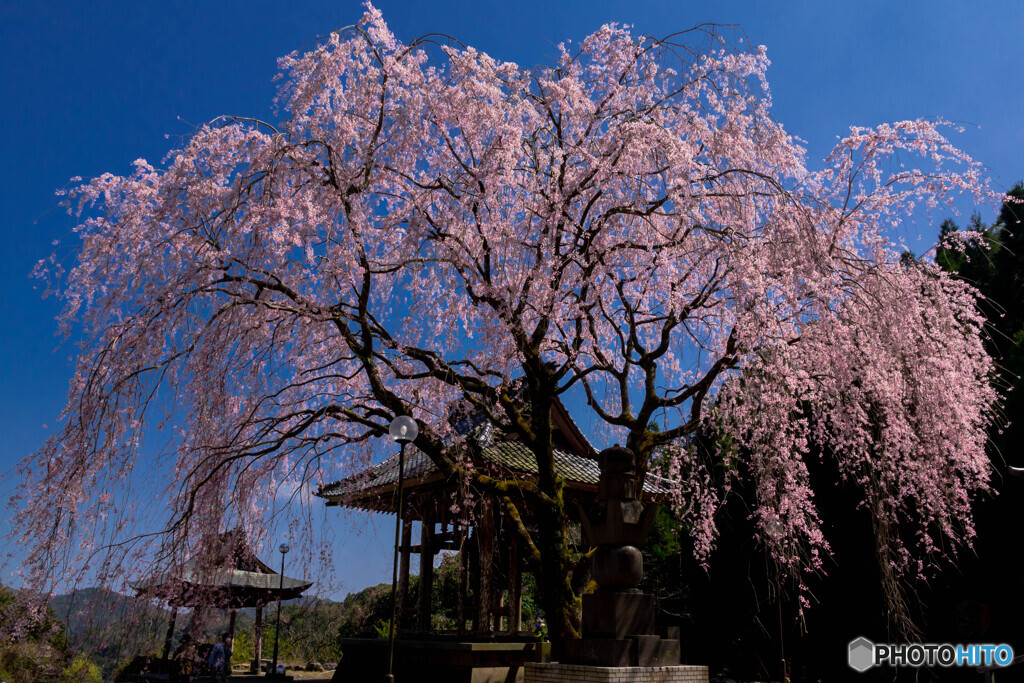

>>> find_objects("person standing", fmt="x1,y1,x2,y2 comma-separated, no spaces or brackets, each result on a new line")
171,634,198,683
208,633,227,683
223,635,234,678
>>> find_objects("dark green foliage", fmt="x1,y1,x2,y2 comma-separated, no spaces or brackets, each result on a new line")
0,584,102,683
640,506,690,626
926,184,1024,678
937,183,1024,463
230,557,547,670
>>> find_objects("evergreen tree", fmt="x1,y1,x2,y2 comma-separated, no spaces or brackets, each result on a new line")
927,184,1024,677
937,183,1024,460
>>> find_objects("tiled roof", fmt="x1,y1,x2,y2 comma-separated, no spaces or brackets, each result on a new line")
131,554,313,608
133,564,313,593
317,440,674,507
319,449,437,500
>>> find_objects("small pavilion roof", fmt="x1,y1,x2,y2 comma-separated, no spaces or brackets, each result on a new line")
132,529,312,609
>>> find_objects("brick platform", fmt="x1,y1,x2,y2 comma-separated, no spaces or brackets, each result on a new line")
524,662,708,683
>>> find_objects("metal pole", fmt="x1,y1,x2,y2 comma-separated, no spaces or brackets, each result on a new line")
385,441,407,683
270,547,286,677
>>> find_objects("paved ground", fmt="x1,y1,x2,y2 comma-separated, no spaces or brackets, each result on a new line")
228,668,335,680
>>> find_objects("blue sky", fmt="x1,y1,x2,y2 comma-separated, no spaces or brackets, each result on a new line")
1,0,1021,595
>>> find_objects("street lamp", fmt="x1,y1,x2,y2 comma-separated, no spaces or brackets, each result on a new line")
385,415,418,683
269,542,290,678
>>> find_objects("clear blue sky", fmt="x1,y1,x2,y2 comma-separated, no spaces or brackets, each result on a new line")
1,0,1020,595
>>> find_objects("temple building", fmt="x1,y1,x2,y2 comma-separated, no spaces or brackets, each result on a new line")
316,398,672,682
132,528,312,670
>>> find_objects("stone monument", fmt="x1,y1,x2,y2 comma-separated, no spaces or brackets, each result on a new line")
525,446,708,683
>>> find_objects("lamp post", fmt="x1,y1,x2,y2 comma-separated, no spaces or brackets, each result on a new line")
385,415,418,683
269,542,290,678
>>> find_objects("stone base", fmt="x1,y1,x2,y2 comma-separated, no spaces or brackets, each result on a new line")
563,635,680,667
333,638,549,683
582,592,655,639
564,638,634,667
525,662,708,683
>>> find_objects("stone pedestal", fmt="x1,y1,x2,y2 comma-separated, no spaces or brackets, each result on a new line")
525,662,708,683
562,633,681,668
581,593,655,639
564,446,689,670
565,591,680,667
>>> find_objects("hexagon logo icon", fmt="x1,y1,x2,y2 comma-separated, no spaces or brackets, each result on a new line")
848,637,875,672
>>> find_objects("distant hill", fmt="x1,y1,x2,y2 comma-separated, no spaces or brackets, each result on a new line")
50,587,168,676
52,586,167,640
34,582,395,679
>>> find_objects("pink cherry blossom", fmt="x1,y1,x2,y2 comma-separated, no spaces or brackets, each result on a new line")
6,5,996,646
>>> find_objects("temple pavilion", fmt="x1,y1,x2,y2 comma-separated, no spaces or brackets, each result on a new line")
132,528,312,668
316,398,672,647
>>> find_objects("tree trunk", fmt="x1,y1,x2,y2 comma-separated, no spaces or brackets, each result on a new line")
162,607,177,660
534,483,580,656
476,497,495,635
528,385,581,656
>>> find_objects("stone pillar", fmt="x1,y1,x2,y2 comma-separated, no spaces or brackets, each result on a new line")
565,446,675,668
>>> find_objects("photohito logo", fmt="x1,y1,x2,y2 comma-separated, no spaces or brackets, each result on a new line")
848,637,874,672
848,637,1014,671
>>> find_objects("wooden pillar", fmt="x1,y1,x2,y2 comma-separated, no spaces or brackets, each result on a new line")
508,537,522,634
417,515,435,632
251,604,264,673
476,498,494,635
468,531,479,633
162,606,178,660
493,593,504,633
226,609,237,672
457,525,468,636
397,516,412,631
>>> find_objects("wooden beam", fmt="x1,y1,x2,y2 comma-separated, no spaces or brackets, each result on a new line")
400,538,461,553
431,530,461,543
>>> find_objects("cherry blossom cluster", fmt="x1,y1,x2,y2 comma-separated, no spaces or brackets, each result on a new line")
7,3,997,637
